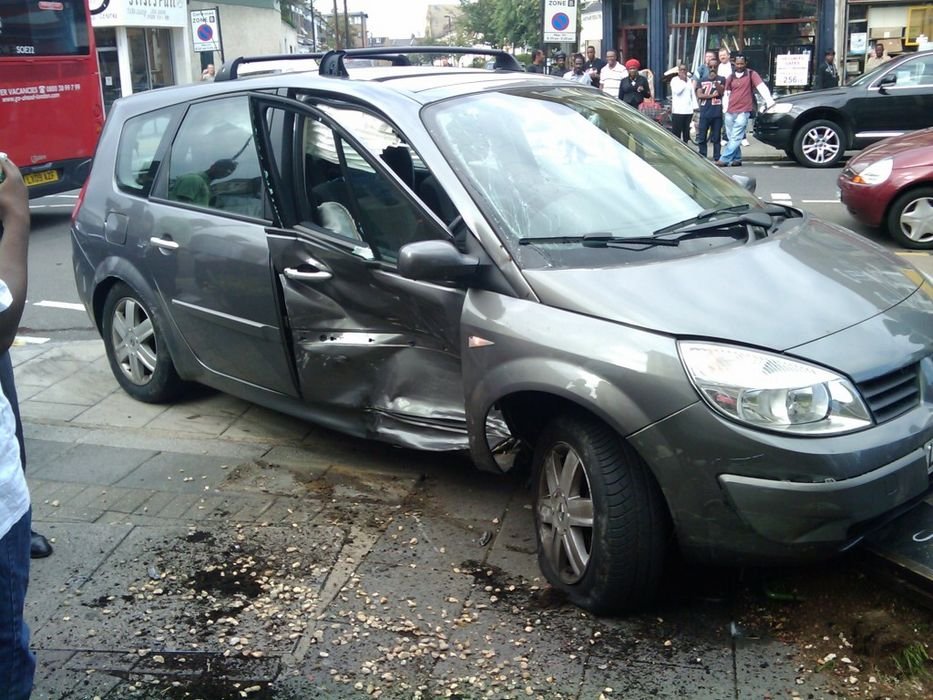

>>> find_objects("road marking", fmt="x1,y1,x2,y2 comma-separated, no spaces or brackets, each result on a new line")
770,193,792,200
13,336,50,346
34,300,85,311
801,199,840,204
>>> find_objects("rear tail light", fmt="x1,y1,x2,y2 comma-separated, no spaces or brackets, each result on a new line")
71,178,90,225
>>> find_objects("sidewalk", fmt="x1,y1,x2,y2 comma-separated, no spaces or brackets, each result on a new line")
18,340,830,699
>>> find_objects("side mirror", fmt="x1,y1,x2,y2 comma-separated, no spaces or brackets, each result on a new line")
398,239,479,282
877,73,896,93
731,174,757,194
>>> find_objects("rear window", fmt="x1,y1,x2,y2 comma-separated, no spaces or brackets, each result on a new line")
0,0,90,57
115,109,174,197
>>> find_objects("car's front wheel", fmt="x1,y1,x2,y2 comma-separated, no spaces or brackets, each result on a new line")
792,119,845,167
886,186,933,250
102,282,184,403
533,414,669,614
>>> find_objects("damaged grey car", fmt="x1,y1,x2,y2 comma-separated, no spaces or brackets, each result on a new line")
72,48,933,615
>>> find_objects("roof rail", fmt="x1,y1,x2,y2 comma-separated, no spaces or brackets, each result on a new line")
216,47,523,81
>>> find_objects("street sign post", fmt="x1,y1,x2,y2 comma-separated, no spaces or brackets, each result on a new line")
543,0,578,43
191,7,222,54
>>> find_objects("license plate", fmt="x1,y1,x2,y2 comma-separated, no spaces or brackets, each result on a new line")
23,170,59,187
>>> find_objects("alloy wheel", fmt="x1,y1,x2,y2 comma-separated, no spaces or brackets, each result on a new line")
537,441,595,585
110,297,158,386
800,125,841,165
898,195,933,244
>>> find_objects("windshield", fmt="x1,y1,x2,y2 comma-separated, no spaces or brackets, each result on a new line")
422,86,758,268
848,60,896,87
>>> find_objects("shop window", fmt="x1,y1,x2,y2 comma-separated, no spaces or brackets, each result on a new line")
906,5,933,46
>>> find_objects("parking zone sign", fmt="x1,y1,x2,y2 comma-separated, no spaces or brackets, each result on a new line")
191,8,221,52
543,0,577,43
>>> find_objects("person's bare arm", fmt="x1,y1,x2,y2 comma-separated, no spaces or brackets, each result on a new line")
0,155,30,353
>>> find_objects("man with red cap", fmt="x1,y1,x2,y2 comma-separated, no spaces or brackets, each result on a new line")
619,58,651,108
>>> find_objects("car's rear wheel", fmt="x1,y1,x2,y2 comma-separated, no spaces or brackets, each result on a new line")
792,119,845,168
533,414,669,614
102,282,184,403
886,186,933,250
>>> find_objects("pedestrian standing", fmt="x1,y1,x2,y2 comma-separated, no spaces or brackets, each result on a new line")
696,63,725,161
550,52,567,76
0,152,37,700
865,42,892,72
669,63,697,143
717,48,733,80
717,55,774,167
619,58,651,108
696,51,717,81
583,45,605,88
813,49,839,89
564,56,594,85
527,49,546,74
599,50,626,97
200,64,215,81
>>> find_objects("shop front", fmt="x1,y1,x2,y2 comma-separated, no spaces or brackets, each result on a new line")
602,0,836,96
842,1,933,82
89,0,191,111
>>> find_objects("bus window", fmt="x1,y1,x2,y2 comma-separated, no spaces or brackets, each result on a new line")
0,0,91,57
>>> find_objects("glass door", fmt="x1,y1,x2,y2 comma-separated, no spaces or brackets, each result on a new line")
126,27,175,93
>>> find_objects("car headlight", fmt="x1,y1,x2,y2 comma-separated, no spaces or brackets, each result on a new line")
678,342,872,435
766,102,794,114
851,157,893,185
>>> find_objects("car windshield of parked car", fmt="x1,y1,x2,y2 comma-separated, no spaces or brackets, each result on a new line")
423,86,758,268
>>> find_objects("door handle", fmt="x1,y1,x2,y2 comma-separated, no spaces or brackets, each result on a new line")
149,236,179,251
284,266,332,281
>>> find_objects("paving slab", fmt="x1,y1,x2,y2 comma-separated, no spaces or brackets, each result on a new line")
70,391,170,429
27,442,159,484
113,450,237,493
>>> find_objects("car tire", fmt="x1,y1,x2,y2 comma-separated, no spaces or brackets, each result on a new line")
102,282,184,403
886,186,933,250
532,414,669,614
792,119,845,168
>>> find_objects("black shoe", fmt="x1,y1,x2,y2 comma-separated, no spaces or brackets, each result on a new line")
30,530,53,559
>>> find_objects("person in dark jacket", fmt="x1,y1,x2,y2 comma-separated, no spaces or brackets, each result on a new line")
813,48,839,89
619,59,651,108
526,49,546,74
583,45,605,87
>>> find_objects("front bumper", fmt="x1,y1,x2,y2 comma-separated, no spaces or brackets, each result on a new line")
630,399,933,565
719,445,931,545
753,113,795,150
838,176,888,228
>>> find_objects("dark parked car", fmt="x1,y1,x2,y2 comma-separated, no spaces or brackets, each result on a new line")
72,48,933,614
839,128,933,249
755,50,933,167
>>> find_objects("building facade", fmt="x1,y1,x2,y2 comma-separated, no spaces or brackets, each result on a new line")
90,0,297,111
598,0,838,95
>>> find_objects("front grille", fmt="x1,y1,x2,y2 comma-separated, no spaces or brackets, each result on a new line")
857,362,921,424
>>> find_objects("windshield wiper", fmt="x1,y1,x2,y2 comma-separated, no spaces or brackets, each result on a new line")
518,233,680,247
653,208,773,237
697,203,752,220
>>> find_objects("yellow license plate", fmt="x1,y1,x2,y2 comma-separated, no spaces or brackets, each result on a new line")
24,170,59,186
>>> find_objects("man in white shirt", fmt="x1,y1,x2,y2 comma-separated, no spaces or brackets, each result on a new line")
564,55,594,85
599,50,626,97
0,152,35,699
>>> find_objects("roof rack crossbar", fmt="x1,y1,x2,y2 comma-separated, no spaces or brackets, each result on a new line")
216,47,523,81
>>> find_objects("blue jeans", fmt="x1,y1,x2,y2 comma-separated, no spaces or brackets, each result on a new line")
697,114,723,160
0,508,35,700
720,111,749,164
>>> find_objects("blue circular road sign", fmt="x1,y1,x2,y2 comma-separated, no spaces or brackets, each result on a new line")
197,24,213,42
551,13,570,31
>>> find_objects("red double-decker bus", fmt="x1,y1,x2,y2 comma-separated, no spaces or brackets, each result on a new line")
0,0,104,198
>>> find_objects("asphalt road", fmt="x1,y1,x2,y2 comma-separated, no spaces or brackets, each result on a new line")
18,173,933,344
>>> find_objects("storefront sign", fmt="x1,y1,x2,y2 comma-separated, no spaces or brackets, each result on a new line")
774,53,810,87
543,0,578,43
850,32,868,54
191,9,221,53
91,0,187,29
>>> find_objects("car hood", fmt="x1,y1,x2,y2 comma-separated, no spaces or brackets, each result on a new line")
850,128,933,167
777,87,848,107
521,216,923,351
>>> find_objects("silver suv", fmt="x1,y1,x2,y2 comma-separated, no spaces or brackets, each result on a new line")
72,48,933,614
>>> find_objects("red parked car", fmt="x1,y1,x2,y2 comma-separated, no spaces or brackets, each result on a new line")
838,128,933,249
